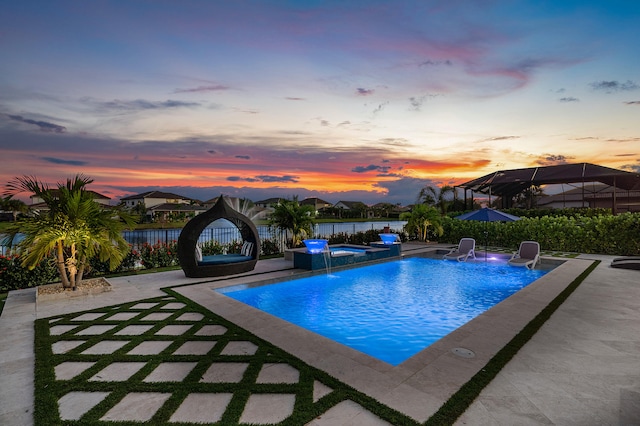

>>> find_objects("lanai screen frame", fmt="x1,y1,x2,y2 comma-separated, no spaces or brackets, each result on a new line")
456,163,640,211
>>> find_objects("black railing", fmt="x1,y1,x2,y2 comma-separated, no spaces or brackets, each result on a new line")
1,221,407,255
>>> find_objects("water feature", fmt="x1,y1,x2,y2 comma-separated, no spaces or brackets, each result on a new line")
303,239,330,275
379,233,399,245
302,238,329,254
218,257,551,365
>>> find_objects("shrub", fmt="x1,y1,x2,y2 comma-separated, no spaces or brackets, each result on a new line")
139,240,179,269
440,212,640,255
260,239,281,256
85,246,140,277
227,240,243,254
0,254,58,292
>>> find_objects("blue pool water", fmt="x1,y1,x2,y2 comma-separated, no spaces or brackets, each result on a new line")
218,257,549,365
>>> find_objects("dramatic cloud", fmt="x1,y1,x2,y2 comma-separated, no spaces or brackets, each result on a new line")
374,177,438,204
88,99,201,112
255,175,299,183
356,88,375,96
227,176,260,182
352,164,391,173
235,155,250,159
559,97,579,102
419,59,452,67
589,80,639,93
8,115,66,133
536,154,574,166
42,157,88,166
173,84,230,93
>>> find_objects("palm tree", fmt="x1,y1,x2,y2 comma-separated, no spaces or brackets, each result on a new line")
1,196,28,221
417,184,455,214
4,175,137,289
400,204,444,242
269,197,315,248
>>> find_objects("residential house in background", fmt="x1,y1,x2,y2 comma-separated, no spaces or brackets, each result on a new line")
334,200,372,218
120,191,199,221
371,202,409,218
253,198,284,209
120,191,194,209
146,203,207,222
301,197,333,215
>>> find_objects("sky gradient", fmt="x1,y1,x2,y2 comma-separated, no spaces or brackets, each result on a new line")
1,0,639,206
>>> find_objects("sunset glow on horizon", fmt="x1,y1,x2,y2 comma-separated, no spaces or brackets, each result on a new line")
1,1,639,205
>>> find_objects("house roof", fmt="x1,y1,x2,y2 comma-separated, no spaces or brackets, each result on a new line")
147,203,207,212
335,201,367,209
120,190,192,201
301,197,332,206
457,163,640,198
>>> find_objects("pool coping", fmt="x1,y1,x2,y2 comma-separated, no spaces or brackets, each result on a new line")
174,247,596,422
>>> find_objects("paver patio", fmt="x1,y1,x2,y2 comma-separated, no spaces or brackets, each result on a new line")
1,245,638,424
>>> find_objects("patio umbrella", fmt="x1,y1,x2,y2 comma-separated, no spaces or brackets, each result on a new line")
454,207,520,260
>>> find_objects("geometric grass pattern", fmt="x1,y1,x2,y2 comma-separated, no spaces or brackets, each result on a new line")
34,290,418,425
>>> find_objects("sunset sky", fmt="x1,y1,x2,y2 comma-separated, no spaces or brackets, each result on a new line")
1,0,639,206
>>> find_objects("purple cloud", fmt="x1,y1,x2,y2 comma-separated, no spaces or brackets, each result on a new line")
255,175,299,183
8,115,66,133
173,84,230,93
42,157,87,166
356,88,374,96
352,164,391,173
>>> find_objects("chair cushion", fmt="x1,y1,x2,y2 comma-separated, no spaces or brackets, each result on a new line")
198,254,252,265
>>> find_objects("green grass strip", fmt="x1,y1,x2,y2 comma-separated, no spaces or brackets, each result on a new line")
424,260,601,425
34,289,418,425
0,292,7,316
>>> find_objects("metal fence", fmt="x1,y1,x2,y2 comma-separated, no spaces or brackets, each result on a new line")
1,221,407,255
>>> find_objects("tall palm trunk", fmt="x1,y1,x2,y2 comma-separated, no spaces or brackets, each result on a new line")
76,255,87,283
55,242,71,288
67,243,78,289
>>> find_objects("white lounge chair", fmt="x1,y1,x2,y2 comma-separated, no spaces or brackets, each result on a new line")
444,238,476,262
508,241,540,269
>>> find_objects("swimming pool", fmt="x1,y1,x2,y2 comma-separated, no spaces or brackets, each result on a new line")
217,257,549,365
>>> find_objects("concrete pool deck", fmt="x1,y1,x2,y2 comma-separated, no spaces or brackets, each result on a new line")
1,243,639,424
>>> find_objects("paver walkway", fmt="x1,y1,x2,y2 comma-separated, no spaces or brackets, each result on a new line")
37,294,356,424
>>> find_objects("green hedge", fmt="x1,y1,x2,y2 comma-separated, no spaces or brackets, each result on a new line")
441,212,640,255
0,254,58,292
1,238,286,291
